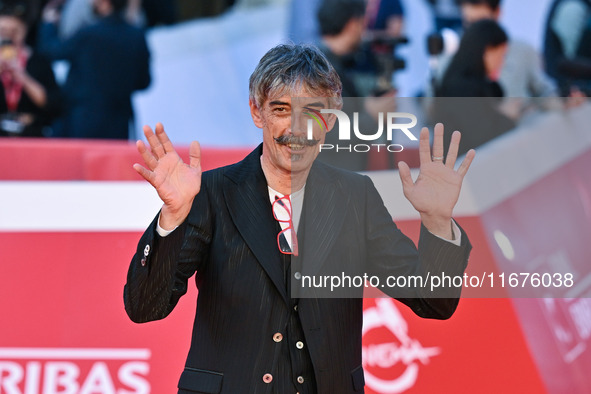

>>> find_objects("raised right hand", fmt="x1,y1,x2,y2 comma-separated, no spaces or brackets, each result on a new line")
133,123,202,230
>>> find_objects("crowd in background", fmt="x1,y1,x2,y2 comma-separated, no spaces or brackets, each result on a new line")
0,0,158,139
0,0,588,159
291,0,589,164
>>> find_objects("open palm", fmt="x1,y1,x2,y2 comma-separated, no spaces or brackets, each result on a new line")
398,123,475,238
133,123,202,229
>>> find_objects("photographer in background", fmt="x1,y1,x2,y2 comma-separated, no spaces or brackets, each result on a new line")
0,1,60,137
317,0,396,171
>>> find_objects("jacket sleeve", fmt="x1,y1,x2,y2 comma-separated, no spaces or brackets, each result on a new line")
123,184,212,323
363,175,472,319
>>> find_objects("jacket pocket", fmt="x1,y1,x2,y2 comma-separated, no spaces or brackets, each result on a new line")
178,367,223,393
351,364,365,392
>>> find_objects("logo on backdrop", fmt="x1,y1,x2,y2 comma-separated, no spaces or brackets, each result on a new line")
362,299,440,393
0,348,150,394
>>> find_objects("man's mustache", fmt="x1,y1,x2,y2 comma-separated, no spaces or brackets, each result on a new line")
274,135,320,146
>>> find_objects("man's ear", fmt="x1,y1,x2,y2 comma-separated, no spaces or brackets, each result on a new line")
249,99,264,129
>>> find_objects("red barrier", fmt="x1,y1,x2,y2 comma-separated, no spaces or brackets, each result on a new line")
0,221,546,394
0,138,253,181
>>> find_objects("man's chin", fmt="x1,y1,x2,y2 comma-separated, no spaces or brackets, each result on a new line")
289,149,317,171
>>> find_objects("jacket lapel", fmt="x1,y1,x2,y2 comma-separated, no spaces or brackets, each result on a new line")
223,145,289,305
299,161,348,277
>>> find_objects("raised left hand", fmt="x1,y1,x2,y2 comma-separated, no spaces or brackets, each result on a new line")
398,123,475,239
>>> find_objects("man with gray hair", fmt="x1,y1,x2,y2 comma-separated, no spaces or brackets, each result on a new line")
124,43,474,393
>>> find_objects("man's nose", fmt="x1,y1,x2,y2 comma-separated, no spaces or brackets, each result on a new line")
290,113,310,137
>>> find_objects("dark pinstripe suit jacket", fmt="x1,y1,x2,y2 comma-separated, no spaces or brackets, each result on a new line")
124,144,471,393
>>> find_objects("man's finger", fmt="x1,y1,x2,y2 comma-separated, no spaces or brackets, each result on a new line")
137,140,158,170
418,127,431,167
397,161,414,191
446,130,461,169
133,163,154,184
457,149,476,177
189,141,201,169
144,125,165,159
432,123,444,162
155,122,175,154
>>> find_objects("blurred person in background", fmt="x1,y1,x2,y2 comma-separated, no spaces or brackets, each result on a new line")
317,0,366,98
438,19,508,98
435,19,516,155
544,0,591,95
428,0,557,103
38,0,150,139
287,0,401,46
317,0,396,171
458,0,557,100
0,0,60,137
57,0,175,39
